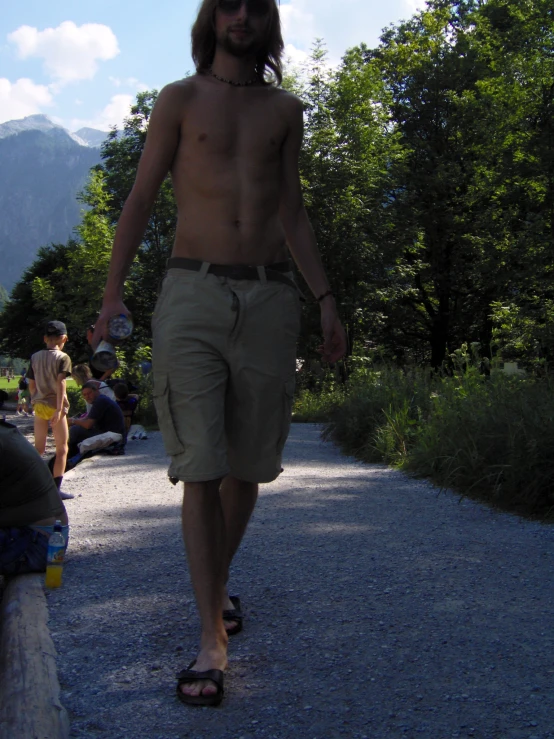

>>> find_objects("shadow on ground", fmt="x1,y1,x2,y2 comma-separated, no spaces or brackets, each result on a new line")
45,425,554,739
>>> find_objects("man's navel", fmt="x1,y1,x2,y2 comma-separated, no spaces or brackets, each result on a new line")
198,133,207,142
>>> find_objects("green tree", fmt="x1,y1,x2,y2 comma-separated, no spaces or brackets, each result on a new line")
365,0,554,368
99,90,177,347
0,170,114,361
0,92,177,363
295,41,394,368
369,0,496,366
0,241,78,360
469,0,554,366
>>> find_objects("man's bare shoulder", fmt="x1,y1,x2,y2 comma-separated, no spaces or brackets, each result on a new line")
260,87,303,130
157,76,201,105
268,86,304,109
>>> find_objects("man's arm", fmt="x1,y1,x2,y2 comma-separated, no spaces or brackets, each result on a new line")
279,95,347,363
69,416,94,430
98,367,115,382
92,82,187,347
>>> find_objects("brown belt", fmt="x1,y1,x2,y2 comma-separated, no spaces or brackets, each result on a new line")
166,257,298,290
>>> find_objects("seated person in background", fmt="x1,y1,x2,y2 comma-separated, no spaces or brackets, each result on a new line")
72,364,116,413
0,419,69,576
113,382,139,433
67,381,126,458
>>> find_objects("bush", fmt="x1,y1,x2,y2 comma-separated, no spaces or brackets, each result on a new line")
406,373,554,515
318,364,554,518
67,384,86,415
133,372,158,429
323,366,432,464
293,387,344,423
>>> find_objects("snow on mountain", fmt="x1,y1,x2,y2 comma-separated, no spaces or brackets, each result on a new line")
73,127,109,148
0,115,107,149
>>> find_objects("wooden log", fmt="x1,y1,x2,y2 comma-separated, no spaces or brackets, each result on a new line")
0,574,69,739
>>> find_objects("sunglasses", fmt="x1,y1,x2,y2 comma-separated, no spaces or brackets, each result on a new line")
217,0,271,17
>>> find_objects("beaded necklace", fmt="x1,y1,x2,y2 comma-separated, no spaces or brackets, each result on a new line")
210,69,259,86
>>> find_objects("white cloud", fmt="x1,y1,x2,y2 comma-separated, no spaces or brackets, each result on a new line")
109,76,148,92
69,93,134,132
283,43,309,66
8,21,119,84
0,77,53,123
403,0,428,11
280,1,317,49
280,0,431,62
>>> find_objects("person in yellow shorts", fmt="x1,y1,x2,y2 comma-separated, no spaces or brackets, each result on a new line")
27,321,72,500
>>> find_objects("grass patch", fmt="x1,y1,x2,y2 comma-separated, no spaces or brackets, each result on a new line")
293,387,345,423
298,365,554,519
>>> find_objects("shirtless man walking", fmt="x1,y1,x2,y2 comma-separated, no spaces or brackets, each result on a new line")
94,0,346,706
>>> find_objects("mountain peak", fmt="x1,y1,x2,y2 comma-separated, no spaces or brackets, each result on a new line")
0,114,61,139
73,127,108,148
0,115,107,148
0,117,103,290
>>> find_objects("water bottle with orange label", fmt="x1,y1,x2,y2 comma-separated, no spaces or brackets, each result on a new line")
45,521,66,588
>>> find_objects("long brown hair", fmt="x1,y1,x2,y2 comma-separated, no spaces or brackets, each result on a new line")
191,0,284,86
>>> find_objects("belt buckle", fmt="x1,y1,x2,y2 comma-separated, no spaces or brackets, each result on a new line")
227,266,246,280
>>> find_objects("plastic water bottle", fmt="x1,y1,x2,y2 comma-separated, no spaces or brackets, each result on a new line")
45,521,65,588
91,314,133,372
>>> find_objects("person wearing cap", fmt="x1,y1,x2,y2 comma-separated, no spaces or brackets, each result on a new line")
27,320,72,499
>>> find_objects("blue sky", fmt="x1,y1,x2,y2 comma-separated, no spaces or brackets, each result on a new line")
0,0,426,133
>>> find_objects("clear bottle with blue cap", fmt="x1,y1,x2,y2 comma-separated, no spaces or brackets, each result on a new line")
91,314,133,372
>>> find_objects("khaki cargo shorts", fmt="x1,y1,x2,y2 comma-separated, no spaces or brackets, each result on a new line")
151,265,301,483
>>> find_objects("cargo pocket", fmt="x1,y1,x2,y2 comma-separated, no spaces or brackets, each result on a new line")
276,377,296,454
152,374,185,456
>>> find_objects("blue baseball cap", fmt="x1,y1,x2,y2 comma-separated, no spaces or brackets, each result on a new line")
45,320,68,336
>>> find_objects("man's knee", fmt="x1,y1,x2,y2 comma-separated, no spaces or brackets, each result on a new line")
183,478,223,498
222,475,258,492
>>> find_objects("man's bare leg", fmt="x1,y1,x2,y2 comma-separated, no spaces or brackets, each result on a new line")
219,475,258,629
180,479,229,698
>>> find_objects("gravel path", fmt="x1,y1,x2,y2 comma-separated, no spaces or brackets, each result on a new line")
41,423,554,739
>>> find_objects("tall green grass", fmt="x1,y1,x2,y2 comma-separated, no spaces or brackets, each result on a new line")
295,365,554,518
406,373,554,515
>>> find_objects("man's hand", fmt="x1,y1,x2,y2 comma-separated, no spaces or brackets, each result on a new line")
318,301,347,363
91,300,131,350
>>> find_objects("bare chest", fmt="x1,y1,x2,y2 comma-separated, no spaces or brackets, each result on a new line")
177,94,287,166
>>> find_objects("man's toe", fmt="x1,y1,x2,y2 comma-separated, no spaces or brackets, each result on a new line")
181,680,217,697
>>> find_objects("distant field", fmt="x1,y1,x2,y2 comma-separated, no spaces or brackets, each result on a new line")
0,377,18,391
0,376,77,391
